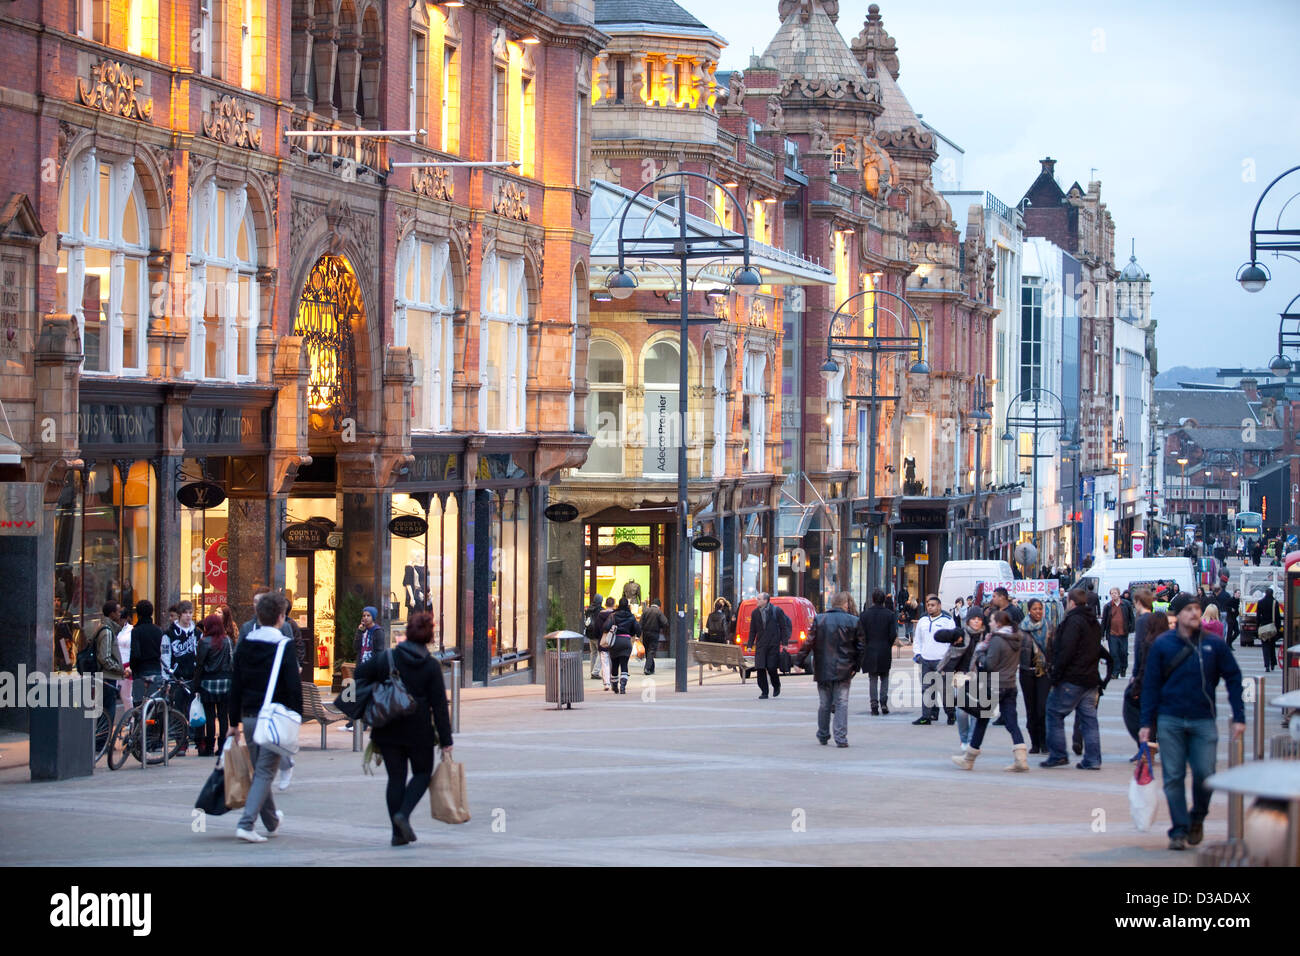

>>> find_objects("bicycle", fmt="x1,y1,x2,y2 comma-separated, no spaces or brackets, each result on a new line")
107,667,191,770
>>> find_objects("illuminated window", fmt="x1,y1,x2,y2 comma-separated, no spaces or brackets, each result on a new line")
188,180,259,382
396,237,455,431
712,347,729,478
56,151,149,375
198,0,213,74
480,254,528,433
742,350,768,473
580,341,624,475
126,0,158,59
441,42,461,152
409,30,427,141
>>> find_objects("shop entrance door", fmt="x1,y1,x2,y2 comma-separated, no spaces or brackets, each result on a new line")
287,549,337,686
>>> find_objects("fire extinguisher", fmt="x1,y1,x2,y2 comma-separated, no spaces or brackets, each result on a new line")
317,642,330,669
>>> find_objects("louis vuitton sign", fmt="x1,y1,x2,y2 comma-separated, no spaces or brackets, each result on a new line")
77,60,154,122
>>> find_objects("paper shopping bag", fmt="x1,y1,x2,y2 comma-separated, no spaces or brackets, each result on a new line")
223,741,253,810
429,755,470,824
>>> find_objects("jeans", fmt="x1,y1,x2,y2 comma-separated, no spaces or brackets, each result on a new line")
1019,670,1050,750
919,658,943,720
643,635,657,675
378,742,434,833
866,671,889,708
956,708,972,745
817,680,852,744
600,650,611,687
969,691,1024,750
199,690,230,755
756,667,781,697
236,715,282,833
1107,634,1129,675
1158,714,1219,839
1262,639,1278,671
1046,682,1101,766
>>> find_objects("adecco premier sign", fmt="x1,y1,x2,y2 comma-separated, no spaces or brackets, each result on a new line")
0,483,42,535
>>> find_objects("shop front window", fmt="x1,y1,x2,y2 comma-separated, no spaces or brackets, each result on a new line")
52,462,157,668
488,488,530,668
389,492,459,654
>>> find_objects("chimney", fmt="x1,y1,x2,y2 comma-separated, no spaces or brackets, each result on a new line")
1039,157,1056,176
1241,377,1259,401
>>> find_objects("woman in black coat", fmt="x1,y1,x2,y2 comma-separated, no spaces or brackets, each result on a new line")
193,613,234,756
1257,587,1282,672
606,598,640,694
858,589,897,715
354,612,454,846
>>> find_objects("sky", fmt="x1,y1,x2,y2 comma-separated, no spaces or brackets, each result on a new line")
674,0,1300,371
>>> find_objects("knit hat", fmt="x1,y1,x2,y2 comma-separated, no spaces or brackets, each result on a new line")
363,606,379,620
1169,593,1202,616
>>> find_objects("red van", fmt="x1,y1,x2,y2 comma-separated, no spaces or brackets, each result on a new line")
733,596,818,673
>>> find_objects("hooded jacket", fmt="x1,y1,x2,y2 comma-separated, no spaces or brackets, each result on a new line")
229,627,304,723
608,607,639,656
354,640,454,749
981,627,1024,695
1050,604,1107,689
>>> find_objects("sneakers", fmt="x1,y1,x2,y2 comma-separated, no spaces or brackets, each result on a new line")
1039,756,1070,768
1188,821,1204,846
835,741,849,748
340,723,354,732
946,714,957,726
1076,762,1101,770
818,736,829,746
1168,834,1188,851
267,809,284,837
881,704,889,715
871,705,880,716
392,811,417,845
276,766,293,791
236,827,267,843
912,717,932,725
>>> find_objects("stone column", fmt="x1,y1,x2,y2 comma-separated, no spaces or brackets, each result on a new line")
156,454,182,614
547,516,585,633
227,496,273,626
339,491,388,631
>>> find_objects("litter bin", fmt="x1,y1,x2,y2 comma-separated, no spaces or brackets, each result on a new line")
29,674,96,781
544,630,586,709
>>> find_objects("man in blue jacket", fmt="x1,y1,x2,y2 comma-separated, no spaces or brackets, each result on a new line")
1140,592,1246,851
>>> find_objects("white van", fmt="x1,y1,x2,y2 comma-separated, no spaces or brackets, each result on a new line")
1072,557,1196,602
938,560,1016,611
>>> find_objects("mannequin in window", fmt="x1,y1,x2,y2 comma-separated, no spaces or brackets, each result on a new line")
621,579,642,606
403,548,431,615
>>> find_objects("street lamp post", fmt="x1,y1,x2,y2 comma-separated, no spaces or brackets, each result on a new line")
970,375,993,561
606,172,761,694
1236,165,1300,293
1063,429,1082,571
1001,388,1068,570
1176,456,1189,534
820,287,928,596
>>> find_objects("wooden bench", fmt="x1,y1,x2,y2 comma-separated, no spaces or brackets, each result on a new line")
301,682,349,749
688,641,751,685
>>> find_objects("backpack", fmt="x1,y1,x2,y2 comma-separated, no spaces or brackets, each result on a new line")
76,628,107,675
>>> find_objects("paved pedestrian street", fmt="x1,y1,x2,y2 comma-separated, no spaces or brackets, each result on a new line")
0,649,1281,867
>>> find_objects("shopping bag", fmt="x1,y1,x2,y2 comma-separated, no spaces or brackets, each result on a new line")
189,694,206,730
429,754,471,824
195,749,230,816
223,740,253,810
632,638,645,660
1129,742,1159,832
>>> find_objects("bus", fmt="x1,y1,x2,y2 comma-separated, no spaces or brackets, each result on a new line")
1235,511,1264,549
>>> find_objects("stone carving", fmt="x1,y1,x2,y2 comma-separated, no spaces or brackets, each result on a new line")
809,119,831,153
201,95,263,149
493,181,530,221
146,145,175,214
727,71,746,108
748,298,768,326
778,0,838,22
57,120,79,173
291,196,322,242
765,96,784,131
852,3,901,80
480,225,497,262
526,235,545,290
412,166,453,201
876,126,936,153
780,75,880,103
452,218,472,265
395,205,416,238
77,60,153,122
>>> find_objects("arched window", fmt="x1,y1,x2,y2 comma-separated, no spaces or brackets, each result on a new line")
742,350,768,473
643,340,680,478
56,150,150,374
480,253,527,432
397,236,454,431
188,179,259,381
711,346,729,478
580,340,624,475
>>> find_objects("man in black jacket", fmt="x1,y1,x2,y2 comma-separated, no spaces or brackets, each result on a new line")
1100,588,1136,678
746,593,791,700
858,589,897,715
126,600,165,706
639,600,669,676
1042,587,1112,770
798,592,865,747
228,592,303,843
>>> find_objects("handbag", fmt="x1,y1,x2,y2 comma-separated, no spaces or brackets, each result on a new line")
1258,622,1279,641
430,754,471,824
195,750,230,816
364,648,419,729
599,625,616,650
252,639,301,757
189,694,206,730
223,740,252,810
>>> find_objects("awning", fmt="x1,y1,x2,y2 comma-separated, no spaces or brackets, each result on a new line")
589,180,835,291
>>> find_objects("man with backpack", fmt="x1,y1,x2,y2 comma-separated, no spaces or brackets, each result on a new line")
1140,593,1246,851
78,601,126,730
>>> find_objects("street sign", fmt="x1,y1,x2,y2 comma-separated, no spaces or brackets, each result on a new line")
915,554,929,565
544,502,580,523
283,522,335,550
176,481,226,510
388,514,428,538
692,534,722,552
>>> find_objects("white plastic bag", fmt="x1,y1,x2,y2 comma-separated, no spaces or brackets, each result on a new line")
1129,744,1159,832
189,693,206,729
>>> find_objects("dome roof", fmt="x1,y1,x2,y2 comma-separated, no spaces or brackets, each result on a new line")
1119,253,1148,282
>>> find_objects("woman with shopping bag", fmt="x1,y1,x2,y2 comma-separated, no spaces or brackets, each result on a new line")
354,611,454,845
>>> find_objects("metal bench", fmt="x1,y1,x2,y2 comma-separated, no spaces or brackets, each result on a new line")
688,641,751,685
300,682,349,749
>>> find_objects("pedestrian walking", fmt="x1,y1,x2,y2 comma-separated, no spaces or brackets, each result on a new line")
606,598,639,694
705,597,732,644
1123,610,1170,762
898,589,920,644
934,609,985,748
1225,589,1240,649
595,596,616,689
858,589,897,715
798,592,865,747
583,596,605,680
911,594,956,725
1200,603,1225,638
166,600,200,755
1100,588,1135,678
342,605,386,732
1256,586,1281,672
227,592,302,843
745,593,790,699
1140,593,1246,850
126,600,165,706
193,613,234,757
1041,587,1110,770
354,612,453,846
951,609,1028,772
1019,598,1051,754
639,599,668,676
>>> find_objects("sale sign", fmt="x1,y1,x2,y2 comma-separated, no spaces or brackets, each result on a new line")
975,579,1062,604
204,537,228,606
